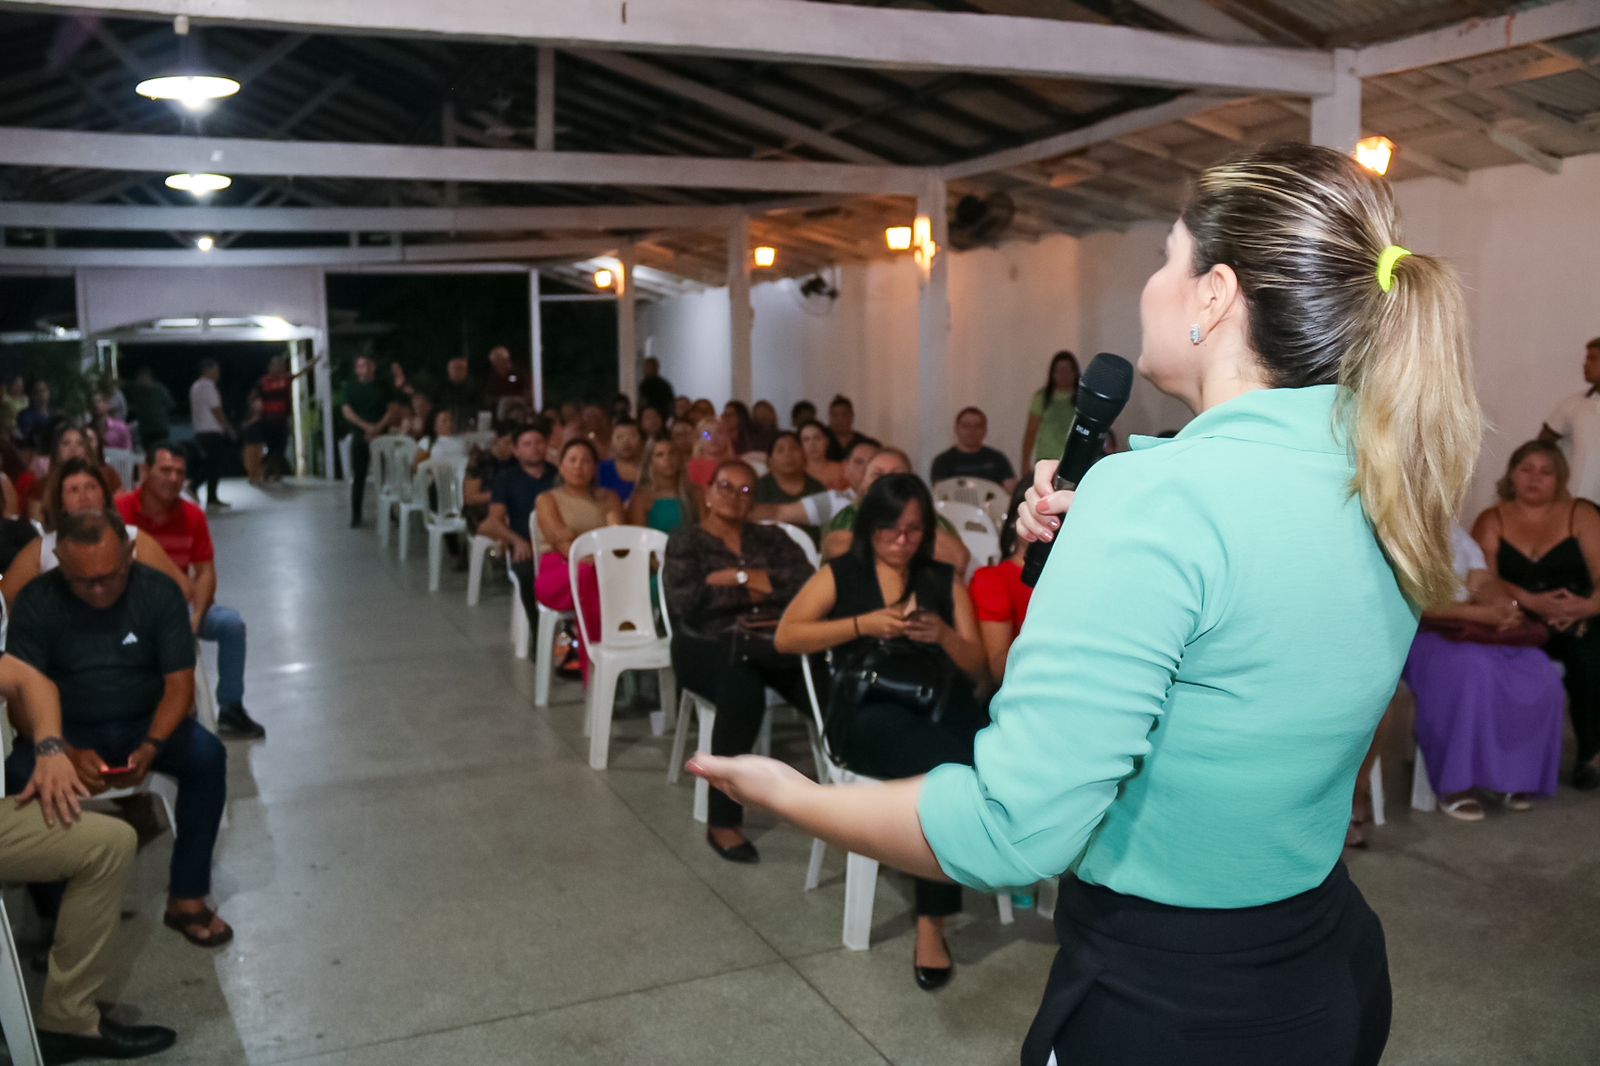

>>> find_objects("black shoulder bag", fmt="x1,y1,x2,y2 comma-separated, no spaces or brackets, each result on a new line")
823,637,958,771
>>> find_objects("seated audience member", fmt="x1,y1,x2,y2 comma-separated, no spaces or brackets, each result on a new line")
819,448,970,575
116,443,263,740
968,484,1033,685
477,422,558,621
0,512,37,569
776,473,987,988
755,431,825,509
389,361,417,406
19,424,116,522
92,389,133,452
798,419,844,490
580,403,614,461
6,510,232,949
463,423,518,532
5,457,189,605
670,419,697,464
638,405,665,442
610,392,633,424
664,460,814,862
438,356,479,418
597,418,643,503
790,400,817,431
80,426,125,496
1403,526,1565,819
1473,440,1600,790
420,408,470,467
533,440,624,683
688,398,717,425
0,643,178,1061
931,407,1017,490
755,438,877,531
17,379,52,447
401,391,434,441
823,394,879,461
628,437,698,534
687,418,735,488
747,400,780,454
721,401,752,455
672,395,693,425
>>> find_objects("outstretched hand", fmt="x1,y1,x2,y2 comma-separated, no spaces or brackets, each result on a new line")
686,753,814,813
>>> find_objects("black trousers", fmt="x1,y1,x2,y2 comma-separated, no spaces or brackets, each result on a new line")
192,431,228,504
510,559,538,628
1023,864,1390,1066
347,433,371,523
671,633,811,828
261,418,290,477
1544,623,1600,765
836,695,984,919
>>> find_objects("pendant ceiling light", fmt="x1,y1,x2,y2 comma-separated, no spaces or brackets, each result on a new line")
135,16,239,112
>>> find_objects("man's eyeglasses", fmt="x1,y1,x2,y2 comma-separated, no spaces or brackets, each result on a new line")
712,479,753,497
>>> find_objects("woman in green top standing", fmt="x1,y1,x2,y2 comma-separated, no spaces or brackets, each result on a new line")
1020,351,1079,470
689,143,1480,1064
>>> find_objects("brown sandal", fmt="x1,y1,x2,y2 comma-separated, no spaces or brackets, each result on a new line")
163,906,234,948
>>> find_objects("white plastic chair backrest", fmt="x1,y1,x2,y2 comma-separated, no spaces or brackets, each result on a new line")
740,452,769,477
103,448,137,487
936,499,1000,574
765,520,820,571
933,476,1007,513
425,458,467,520
570,525,670,651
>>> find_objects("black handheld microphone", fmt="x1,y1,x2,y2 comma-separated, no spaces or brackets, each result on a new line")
1020,352,1135,589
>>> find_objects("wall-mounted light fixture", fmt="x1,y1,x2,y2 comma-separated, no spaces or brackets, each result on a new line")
1355,135,1395,176
753,245,777,269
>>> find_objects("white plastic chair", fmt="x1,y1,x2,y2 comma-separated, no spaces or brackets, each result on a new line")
523,517,577,705
798,655,1011,949
421,459,469,592
394,459,443,563
103,447,138,489
740,452,769,476
763,520,821,570
466,535,501,606
374,436,418,551
570,526,676,770
1368,748,1436,826
0,742,44,1066
935,499,1001,580
933,476,1010,530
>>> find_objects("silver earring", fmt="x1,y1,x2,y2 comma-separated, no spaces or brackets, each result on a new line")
1189,325,1202,345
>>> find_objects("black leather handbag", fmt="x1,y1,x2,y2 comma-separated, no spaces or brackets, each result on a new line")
823,637,957,769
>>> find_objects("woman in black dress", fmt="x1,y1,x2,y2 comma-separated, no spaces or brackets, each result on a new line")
774,473,988,990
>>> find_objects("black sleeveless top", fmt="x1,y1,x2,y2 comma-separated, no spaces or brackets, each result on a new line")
1496,502,1594,598
827,552,956,626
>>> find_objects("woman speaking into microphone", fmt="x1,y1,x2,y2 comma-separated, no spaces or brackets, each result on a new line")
689,142,1479,1063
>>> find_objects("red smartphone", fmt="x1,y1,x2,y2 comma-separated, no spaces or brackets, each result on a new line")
100,765,136,778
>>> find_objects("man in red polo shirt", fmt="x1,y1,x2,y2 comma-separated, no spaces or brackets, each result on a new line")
116,443,263,739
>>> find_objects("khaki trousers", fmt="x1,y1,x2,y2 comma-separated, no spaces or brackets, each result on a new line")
0,804,134,1034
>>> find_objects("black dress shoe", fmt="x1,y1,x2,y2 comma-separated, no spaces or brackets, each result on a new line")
37,1019,177,1062
706,830,759,864
216,704,267,740
914,936,954,992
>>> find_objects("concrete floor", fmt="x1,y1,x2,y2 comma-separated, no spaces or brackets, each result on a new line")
13,479,1597,1065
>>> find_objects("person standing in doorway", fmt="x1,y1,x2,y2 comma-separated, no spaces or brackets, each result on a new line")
340,355,394,528
638,357,675,424
1539,336,1600,504
254,353,318,483
188,360,234,511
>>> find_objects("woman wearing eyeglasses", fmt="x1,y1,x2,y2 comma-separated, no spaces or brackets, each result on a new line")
663,460,815,862
773,472,987,990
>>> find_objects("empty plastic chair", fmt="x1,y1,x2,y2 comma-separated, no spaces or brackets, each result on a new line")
570,526,676,769
374,436,418,551
421,459,469,591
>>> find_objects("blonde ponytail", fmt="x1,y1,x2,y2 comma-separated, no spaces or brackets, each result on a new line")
1182,143,1482,608
1337,253,1480,607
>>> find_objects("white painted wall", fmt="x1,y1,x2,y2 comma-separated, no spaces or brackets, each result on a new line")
641,156,1600,513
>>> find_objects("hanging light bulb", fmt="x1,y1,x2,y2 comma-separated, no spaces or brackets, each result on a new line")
166,173,232,195
593,268,614,290
753,245,777,269
1354,135,1395,176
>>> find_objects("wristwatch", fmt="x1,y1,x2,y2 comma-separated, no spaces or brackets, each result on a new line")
34,736,66,758
736,568,750,586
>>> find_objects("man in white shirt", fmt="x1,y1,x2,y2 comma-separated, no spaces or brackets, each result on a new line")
187,360,234,511
1540,337,1600,505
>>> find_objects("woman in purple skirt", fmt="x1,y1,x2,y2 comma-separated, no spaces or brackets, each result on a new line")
1403,527,1565,820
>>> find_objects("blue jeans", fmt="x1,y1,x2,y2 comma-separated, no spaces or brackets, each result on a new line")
199,603,246,705
6,717,227,900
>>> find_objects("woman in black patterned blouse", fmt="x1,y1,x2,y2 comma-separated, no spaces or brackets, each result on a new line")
664,459,815,863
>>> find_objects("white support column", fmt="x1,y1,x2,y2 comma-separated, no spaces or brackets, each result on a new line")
529,268,544,412
1310,48,1361,153
617,245,638,403
535,47,556,152
917,175,951,473
313,268,336,480
727,214,753,403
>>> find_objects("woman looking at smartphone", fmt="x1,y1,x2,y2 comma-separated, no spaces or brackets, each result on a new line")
773,473,987,991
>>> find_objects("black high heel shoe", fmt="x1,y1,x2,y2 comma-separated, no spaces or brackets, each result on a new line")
706,830,760,864
913,933,954,991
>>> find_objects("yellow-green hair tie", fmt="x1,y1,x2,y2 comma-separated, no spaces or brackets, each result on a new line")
1376,245,1412,293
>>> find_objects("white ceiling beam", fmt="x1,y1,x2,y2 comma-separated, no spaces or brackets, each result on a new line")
0,236,616,269
0,127,929,194
0,0,1335,95
1355,0,1600,78
1127,0,1269,43
943,94,1238,180
0,202,741,233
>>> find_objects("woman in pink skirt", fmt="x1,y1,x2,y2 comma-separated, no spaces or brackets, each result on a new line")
534,439,624,685
1402,527,1565,819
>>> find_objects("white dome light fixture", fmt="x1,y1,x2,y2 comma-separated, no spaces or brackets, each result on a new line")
195,235,216,252
136,74,240,111
165,172,232,195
